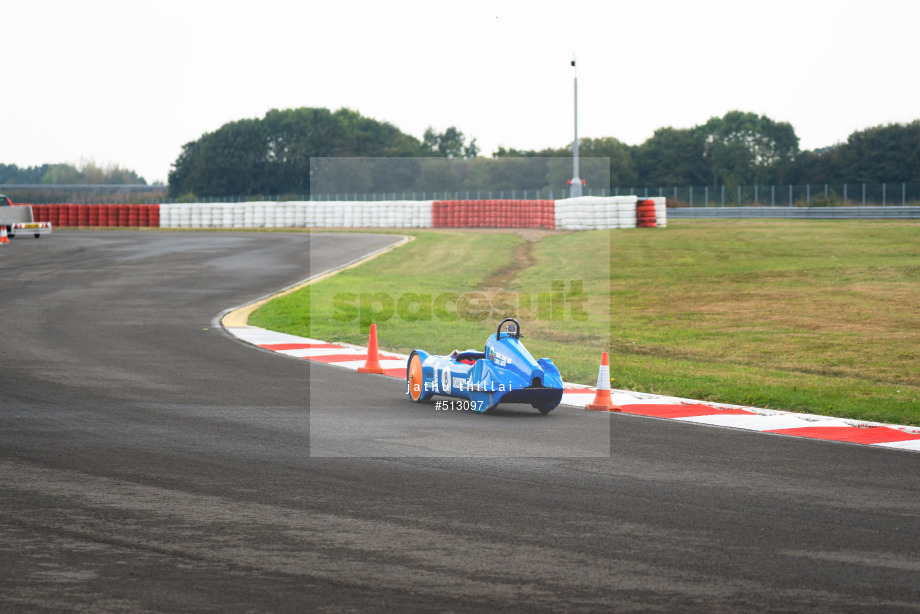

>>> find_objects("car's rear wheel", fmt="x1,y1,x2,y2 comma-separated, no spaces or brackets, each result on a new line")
407,352,431,402
532,400,558,414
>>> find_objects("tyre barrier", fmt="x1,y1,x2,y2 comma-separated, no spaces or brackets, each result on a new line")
554,196,666,230
158,201,435,229
636,199,658,228
25,198,668,230
432,200,556,229
29,204,159,228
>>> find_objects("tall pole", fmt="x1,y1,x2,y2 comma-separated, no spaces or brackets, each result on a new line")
570,54,582,198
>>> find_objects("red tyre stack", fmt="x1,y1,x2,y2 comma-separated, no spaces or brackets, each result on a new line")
433,201,448,228
31,204,46,223
543,200,556,229
636,199,657,228
127,205,140,227
438,201,447,227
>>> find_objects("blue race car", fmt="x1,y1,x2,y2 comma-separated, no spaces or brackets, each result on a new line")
406,318,564,414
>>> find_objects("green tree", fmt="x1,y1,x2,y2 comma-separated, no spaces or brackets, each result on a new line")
182,117,267,196
1,163,52,184
366,157,424,194
40,164,81,185
422,126,479,159
634,127,709,187
483,156,550,192
576,137,637,187
416,158,463,192
835,121,920,183
262,107,338,193
788,148,837,184
169,107,426,197
2,162,146,185
699,111,799,186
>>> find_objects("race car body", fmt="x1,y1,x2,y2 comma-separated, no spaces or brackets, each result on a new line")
406,318,564,414
0,195,52,238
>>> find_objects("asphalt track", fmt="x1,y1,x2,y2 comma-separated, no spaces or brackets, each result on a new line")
1,231,919,613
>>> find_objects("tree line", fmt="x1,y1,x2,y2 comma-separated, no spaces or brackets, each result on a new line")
168,108,435,198
168,107,919,198
496,112,920,190
5,108,917,200
0,161,148,186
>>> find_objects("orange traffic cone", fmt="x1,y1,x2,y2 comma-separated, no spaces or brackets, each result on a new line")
357,323,387,374
585,352,622,412
0,226,9,244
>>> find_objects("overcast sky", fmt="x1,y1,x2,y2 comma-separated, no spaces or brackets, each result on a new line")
4,0,917,184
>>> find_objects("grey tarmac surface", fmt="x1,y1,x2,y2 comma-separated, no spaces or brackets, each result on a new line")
1,230,919,613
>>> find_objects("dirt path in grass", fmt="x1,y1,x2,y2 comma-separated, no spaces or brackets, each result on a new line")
473,228,567,291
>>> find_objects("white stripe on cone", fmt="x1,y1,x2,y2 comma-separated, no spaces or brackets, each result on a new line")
595,364,609,389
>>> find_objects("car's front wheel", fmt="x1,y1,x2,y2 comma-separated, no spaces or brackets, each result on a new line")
407,352,432,402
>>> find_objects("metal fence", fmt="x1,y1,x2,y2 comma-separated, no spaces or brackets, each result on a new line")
631,183,920,207
309,189,579,202
4,182,920,206
310,182,920,206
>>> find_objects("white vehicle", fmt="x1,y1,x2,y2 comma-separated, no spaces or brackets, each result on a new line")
0,195,52,238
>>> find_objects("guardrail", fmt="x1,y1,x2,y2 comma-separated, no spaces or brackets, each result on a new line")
668,206,920,220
